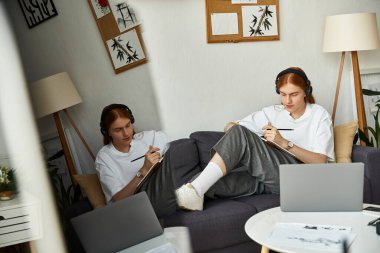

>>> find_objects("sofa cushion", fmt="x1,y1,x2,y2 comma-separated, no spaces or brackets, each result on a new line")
74,174,106,209
334,120,358,163
164,199,257,253
234,194,280,212
190,131,224,169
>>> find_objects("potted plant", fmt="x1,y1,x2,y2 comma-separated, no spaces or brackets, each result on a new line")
358,89,380,147
0,165,17,200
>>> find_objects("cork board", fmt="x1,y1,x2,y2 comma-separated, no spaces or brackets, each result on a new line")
87,0,147,74
205,0,280,43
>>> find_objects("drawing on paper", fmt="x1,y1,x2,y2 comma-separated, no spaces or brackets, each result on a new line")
106,29,145,69
287,236,342,247
18,0,58,28
242,5,278,37
109,0,139,32
90,0,111,19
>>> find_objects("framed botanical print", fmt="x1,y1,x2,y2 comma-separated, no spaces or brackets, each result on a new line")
87,0,147,74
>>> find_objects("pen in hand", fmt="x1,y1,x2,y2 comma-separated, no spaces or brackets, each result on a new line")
131,147,160,162
130,154,145,162
264,127,294,131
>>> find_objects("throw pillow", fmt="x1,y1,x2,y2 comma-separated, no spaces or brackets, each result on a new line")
74,174,106,208
333,120,358,163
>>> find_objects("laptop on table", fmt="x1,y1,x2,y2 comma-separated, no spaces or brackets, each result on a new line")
71,192,164,253
279,163,364,212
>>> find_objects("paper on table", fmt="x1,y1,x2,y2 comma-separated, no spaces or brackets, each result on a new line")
211,13,238,35
145,243,179,253
266,223,356,252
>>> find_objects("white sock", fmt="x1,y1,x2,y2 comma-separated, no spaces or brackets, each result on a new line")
191,162,223,196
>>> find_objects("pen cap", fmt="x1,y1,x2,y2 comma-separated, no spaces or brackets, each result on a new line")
377,222,380,235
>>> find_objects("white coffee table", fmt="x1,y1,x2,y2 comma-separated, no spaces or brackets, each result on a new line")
245,205,380,253
118,226,192,253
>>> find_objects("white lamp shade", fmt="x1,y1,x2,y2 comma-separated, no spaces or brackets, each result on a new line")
323,12,380,52
30,72,82,118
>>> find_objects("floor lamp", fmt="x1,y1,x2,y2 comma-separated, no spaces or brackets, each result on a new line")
29,72,95,185
323,12,380,146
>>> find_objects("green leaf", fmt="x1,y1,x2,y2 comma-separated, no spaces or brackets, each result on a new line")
358,128,374,147
375,109,380,147
362,89,380,96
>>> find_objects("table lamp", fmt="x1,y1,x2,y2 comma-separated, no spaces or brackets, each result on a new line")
30,72,95,185
323,12,380,145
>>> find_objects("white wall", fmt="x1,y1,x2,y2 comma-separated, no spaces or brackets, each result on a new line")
4,0,380,172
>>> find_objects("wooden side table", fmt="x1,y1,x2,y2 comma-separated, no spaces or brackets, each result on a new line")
0,192,42,249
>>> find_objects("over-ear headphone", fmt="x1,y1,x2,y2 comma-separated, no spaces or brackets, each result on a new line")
100,104,135,136
275,68,313,96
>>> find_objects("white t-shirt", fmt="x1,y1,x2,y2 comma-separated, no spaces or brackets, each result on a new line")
237,104,335,161
95,130,168,202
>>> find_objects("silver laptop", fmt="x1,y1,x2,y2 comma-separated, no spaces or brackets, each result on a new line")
71,192,163,253
280,163,364,212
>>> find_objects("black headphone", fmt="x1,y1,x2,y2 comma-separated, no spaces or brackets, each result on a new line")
275,68,313,96
100,104,135,136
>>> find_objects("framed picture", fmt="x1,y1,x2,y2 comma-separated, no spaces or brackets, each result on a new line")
87,0,147,74
242,5,278,37
205,0,280,43
108,0,140,32
106,29,146,70
18,0,58,29
89,0,110,19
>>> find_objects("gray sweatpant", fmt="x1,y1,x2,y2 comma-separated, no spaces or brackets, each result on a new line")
206,125,300,198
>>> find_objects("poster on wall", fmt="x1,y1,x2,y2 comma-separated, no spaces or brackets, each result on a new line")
109,0,140,33
89,0,111,19
106,29,146,70
242,5,278,37
18,0,58,28
205,0,280,43
87,0,147,74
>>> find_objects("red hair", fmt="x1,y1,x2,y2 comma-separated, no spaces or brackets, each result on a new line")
276,67,315,104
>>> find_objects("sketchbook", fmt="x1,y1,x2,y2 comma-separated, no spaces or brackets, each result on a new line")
134,156,164,193
260,136,297,159
266,222,356,252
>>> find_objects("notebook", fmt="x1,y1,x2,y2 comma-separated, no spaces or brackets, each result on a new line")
280,163,364,212
71,192,164,253
260,136,297,159
134,156,164,193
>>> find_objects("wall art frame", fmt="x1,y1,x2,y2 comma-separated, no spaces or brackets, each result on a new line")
205,0,280,43
18,0,58,29
87,0,147,74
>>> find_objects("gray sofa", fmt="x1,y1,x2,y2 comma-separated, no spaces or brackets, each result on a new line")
66,131,380,253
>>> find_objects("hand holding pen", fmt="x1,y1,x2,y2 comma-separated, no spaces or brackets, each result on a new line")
131,146,160,175
142,146,160,171
262,122,291,145
262,122,278,141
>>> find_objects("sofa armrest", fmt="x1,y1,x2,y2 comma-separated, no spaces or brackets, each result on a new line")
352,145,380,205
190,131,224,169
167,138,202,188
